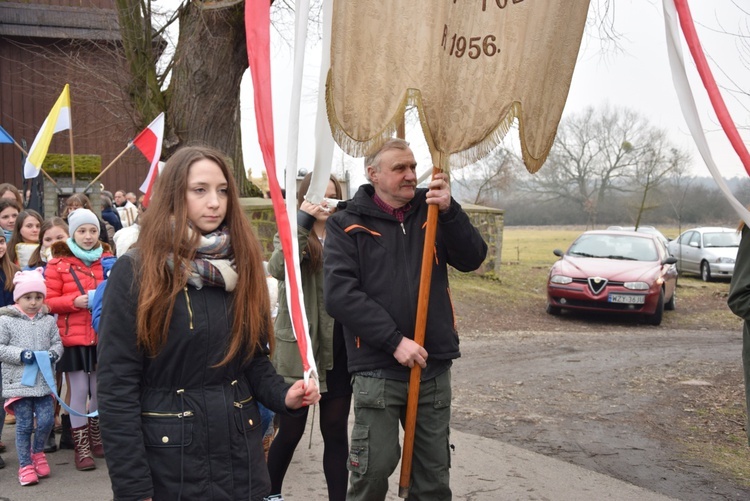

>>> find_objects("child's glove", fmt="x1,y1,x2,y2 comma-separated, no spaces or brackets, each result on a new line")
48,351,59,364
20,350,35,365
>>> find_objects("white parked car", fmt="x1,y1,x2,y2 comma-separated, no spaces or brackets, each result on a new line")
607,225,670,248
667,227,741,281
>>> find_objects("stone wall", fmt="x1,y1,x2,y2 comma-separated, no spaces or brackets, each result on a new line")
241,198,504,275
240,198,278,257
44,178,102,218
42,154,102,218
462,203,504,276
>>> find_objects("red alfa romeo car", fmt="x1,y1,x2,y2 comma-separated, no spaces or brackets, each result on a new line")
546,230,678,325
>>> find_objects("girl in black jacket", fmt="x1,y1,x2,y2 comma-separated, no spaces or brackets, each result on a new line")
97,146,320,501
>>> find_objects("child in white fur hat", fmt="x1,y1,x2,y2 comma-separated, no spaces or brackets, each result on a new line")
0,268,63,485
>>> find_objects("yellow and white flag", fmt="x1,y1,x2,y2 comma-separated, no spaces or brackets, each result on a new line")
24,84,71,179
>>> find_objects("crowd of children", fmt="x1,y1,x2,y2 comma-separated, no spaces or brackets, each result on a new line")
0,188,122,486
0,151,348,500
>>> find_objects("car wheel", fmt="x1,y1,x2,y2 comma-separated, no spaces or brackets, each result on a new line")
664,283,676,311
701,261,712,282
546,303,562,315
648,289,664,326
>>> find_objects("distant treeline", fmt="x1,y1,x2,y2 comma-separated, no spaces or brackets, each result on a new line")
453,175,750,227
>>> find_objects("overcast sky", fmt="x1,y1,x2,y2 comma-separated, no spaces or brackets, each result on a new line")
564,0,750,180
233,1,750,186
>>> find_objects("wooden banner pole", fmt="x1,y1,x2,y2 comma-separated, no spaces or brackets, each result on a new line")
68,111,76,192
398,158,443,498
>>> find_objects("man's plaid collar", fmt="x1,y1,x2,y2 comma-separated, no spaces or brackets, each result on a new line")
372,192,411,222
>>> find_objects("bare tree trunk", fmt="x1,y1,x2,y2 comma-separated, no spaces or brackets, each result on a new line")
167,0,247,164
114,0,165,124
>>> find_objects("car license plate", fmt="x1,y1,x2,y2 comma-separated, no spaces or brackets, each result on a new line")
608,294,645,304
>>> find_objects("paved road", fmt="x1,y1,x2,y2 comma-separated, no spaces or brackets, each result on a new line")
0,417,676,501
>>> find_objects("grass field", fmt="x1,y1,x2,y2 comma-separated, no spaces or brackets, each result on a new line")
501,225,690,266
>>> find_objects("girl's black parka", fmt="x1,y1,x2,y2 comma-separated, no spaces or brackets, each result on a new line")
97,252,297,501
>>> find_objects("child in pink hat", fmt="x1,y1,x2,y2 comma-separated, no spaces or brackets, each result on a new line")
0,268,63,485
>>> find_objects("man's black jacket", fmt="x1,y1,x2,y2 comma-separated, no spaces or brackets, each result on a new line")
324,184,488,374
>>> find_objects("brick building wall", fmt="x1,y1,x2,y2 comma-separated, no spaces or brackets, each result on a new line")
0,1,146,195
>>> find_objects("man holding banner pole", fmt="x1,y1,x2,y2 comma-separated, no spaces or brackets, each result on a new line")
324,138,487,500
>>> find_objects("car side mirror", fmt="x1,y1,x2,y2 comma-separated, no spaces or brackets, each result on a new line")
689,241,700,248
663,256,678,265
553,249,564,257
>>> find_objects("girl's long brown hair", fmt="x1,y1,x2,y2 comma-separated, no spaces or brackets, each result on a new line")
8,209,43,264
27,217,69,269
0,233,19,292
135,146,272,364
0,199,20,233
297,173,343,272
0,183,23,208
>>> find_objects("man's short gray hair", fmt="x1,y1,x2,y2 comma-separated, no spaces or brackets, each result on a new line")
364,138,410,182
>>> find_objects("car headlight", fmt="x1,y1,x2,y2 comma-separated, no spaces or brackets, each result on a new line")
624,281,649,290
550,275,573,284
715,257,735,264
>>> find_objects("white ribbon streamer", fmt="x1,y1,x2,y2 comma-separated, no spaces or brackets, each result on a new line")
306,0,336,204
285,0,318,385
662,0,750,226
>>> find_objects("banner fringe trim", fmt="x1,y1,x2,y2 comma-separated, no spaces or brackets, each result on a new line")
326,72,551,173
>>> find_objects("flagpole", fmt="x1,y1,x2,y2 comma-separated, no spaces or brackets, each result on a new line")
398,152,445,499
83,144,132,193
41,169,60,191
10,138,28,157
68,107,76,192
10,137,61,191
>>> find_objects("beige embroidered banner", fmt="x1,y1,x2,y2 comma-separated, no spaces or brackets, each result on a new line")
326,0,591,172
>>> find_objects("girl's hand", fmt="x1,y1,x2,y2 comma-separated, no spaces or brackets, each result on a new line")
300,199,317,216
73,294,88,309
20,349,35,365
284,379,321,409
300,200,330,222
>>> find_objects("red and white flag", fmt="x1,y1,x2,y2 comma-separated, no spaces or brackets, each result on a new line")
245,0,318,387
134,112,165,207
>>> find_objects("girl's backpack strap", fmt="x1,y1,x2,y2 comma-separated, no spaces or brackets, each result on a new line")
69,265,86,295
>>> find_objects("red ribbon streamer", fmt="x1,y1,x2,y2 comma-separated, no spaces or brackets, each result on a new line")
245,0,310,373
673,0,750,176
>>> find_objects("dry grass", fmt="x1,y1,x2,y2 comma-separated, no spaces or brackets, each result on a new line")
501,227,581,265
677,371,750,488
